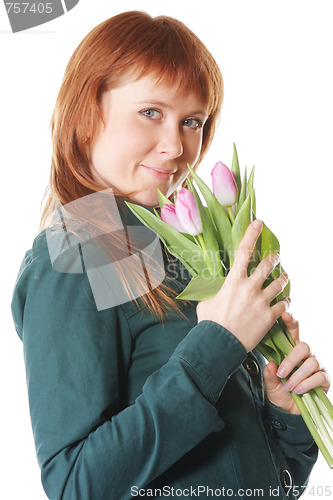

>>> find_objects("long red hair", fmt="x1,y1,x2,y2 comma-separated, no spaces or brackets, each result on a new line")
41,11,224,321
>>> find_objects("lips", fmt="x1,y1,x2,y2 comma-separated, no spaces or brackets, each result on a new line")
141,165,177,180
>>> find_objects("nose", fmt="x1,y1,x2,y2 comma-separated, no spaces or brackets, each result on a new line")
156,125,183,159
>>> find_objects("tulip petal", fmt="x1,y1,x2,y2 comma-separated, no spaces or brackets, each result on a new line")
212,162,238,207
161,203,185,233
175,189,203,236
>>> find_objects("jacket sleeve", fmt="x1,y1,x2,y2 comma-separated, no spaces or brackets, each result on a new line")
11,245,247,500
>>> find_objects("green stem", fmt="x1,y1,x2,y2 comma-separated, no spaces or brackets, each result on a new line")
313,392,333,433
196,233,214,276
268,322,294,357
314,386,333,417
264,323,333,468
301,392,333,461
227,206,235,224
290,392,333,469
258,335,282,366
256,341,276,363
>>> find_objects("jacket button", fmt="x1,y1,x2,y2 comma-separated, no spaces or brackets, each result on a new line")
280,469,293,493
243,358,259,376
271,417,287,431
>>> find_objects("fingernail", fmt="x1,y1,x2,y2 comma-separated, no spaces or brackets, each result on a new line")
253,220,262,230
272,253,280,264
277,367,286,378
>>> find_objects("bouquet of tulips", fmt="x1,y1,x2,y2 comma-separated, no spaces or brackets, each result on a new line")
125,144,333,468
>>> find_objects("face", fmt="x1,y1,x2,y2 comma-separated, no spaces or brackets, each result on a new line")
88,73,208,207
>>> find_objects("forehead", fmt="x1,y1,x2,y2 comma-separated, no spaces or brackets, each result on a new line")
109,70,208,109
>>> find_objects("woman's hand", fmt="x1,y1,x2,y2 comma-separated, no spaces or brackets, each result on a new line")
263,312,331,414
196,220,291,352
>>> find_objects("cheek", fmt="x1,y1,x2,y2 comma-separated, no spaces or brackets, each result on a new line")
185,133,204,165
118,122,155,158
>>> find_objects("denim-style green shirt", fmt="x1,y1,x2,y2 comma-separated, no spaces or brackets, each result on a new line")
11,199,317,500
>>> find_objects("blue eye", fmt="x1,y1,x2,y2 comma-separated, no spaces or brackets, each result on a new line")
140,109,161,120
183,118,203,130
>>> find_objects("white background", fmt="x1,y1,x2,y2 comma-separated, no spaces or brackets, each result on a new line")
1,0,333,498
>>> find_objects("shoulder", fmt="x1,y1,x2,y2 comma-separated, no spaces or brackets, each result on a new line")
11,227,126,341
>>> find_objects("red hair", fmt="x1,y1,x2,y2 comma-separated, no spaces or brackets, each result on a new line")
40,11,224,320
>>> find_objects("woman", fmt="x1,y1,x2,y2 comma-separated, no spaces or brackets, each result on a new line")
11,11,329,500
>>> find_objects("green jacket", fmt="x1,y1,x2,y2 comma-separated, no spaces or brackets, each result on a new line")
11,199,317,500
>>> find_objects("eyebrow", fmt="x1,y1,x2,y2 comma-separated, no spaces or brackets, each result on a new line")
135,100,208,116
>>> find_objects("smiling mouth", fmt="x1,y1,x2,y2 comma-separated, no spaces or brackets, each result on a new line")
142,165,177,174
141,165,177,180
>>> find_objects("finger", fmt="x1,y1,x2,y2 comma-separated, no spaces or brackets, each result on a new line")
281,312,300,344
289,371,330,395
251,253,280,287
276,342,312,378
263,361,281,393
231,220,263,279
283,356,323,392
262,273,289,303
270,297,291,322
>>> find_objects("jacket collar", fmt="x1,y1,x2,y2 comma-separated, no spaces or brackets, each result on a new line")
116,196,161,228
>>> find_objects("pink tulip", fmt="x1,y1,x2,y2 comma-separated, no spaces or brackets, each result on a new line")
211,162,238,207
160,203,185,233
175,189,202,236
161,189,202,236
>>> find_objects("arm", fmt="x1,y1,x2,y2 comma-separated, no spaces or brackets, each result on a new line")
11,246,247,500
196,221,320,495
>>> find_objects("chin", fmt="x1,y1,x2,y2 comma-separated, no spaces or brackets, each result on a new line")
129,192,160,208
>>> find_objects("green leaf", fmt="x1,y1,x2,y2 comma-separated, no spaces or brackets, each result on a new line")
237,165,247,213
257,334,282,365
125,201,207,276
261,222,280,270
247,165,255,192
187,178,224,277
153,208,161,219
249,187,256,218
247,166,256,218
187,164,233,260
157,189,173,209
176,274,225,300
231,142,241,193
231,194,251,264
261,223,280,255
